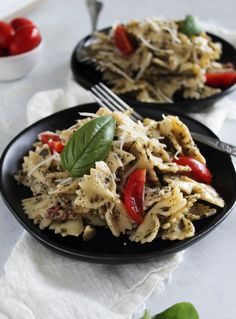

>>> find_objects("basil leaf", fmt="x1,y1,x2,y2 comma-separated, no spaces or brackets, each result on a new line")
139,310,151,319
152,302,199,319
179,15,203,36
61,115,116,177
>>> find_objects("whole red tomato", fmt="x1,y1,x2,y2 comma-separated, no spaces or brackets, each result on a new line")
9,25,41,55
10,17,35,31
0,21,15,49
0,48,8,57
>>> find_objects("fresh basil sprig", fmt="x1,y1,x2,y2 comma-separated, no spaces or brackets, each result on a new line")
61,115,116,177
140,302,199,319
179,15,203,36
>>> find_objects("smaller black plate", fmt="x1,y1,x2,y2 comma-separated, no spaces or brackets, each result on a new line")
0,103,236,263
71,29,236,113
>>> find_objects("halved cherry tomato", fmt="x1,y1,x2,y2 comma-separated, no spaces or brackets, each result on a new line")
205,72,236,88
174,156,212,184
9,25,41,55
0,21,15,49
39,132,64,153
10,17,35,31
123,169,146,224
114,24,135,56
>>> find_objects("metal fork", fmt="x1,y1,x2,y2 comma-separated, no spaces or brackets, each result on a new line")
76,1,103,64
89,82,236,157
86,0,103,33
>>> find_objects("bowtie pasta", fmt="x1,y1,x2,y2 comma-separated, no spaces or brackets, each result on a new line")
15,108,224,243
86,18,234,103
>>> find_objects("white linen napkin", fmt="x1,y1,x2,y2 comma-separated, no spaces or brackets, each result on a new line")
0,233,183,319
1,21,236,319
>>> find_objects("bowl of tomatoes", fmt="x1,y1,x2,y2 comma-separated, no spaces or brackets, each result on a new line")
0,17,42,81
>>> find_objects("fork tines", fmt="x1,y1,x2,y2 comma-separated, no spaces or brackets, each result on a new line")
90,83,143,122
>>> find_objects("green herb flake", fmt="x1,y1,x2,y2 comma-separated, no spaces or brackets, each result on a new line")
61,115,116,177
179,15,203,36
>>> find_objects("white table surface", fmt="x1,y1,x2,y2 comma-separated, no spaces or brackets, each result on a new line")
0,0,236,318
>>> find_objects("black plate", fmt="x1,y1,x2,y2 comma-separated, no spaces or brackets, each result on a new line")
0,103,236,263
71,28,236,113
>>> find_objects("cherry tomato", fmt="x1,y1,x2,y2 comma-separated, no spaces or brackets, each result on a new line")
124,169,146,224
39,132,61,144
174,156,212,184
0,21,15,49
47,140,64,153
39,132,64,153
9,25,41,55
205,72,236,88
0,48,8,57
10,17,35,31
114,24,135,56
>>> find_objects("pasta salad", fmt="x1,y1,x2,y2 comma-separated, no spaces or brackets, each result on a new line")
86,16,236,103
15,108,224,244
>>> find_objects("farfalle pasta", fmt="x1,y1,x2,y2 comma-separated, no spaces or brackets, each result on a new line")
15,108,224,243
86,17,235,103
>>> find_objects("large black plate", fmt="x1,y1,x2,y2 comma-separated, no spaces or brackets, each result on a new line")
71,29,236,113
0,103,236,263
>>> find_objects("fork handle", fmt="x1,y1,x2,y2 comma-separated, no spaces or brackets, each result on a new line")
191,132,236,157
86,0,103,32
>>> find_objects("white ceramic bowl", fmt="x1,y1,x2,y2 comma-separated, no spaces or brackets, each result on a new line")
0,42,42,81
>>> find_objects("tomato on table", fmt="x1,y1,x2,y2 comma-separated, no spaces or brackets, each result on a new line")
9,25,41,55
123,168,146,224
174,156,212,184
205,72,236,88
0,21,15,49
114,24,135,56
10,17,35,31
